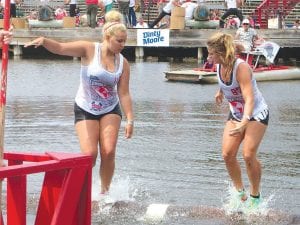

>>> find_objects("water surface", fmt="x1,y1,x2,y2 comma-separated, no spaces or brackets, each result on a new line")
2,58,300,224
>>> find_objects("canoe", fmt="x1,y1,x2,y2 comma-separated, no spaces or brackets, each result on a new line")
164,66,300,84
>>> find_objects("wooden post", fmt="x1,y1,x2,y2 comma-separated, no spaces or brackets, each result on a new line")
135,47,144,59
197,47,204,63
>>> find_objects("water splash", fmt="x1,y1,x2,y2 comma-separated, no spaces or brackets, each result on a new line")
221,182,286,224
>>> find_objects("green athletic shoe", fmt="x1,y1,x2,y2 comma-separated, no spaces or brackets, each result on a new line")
227,189,247,213
238,189,247,202
248,195,261,211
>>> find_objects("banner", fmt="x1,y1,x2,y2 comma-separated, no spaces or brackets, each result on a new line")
137,29,170,47
259,41,280,64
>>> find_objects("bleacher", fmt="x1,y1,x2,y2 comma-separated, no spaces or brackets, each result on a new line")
15,0,299,28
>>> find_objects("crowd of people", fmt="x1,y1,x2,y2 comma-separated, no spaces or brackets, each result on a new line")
0,0,298,30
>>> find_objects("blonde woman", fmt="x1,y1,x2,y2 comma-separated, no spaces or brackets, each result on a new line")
207,32,268,210
24,11,134,197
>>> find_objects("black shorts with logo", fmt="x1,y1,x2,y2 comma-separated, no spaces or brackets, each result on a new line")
74,103,122,124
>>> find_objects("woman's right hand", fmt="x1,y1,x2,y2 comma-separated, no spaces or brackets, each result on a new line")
215,89,224,105
24,37,44,48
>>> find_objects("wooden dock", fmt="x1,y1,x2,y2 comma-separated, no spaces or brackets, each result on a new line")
11,28,300,60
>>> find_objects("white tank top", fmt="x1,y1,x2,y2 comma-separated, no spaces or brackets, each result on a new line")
217,58,268,121
75,43,124,115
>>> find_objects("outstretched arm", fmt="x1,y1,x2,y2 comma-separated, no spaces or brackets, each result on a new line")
24,37,93,60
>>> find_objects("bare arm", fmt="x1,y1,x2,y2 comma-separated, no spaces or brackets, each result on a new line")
118,58,134,139
24,37,94,63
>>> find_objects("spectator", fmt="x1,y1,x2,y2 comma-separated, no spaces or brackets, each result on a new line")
157,0,168,27
55,6,68,20
247,15,255,28
134,15,148,28
235,18,258,52
1,0,20,18
181,0,197,21
104,0,114,13
293,19,300,29
219,0,243,28
225,16,239,28
149,0,181,28
128,0,137,27
86,0,99,28
117,0,130,27
74,7,80,26
65,0,77,17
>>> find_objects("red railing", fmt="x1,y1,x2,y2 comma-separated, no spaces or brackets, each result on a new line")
255,0,300,28
0,152,92,225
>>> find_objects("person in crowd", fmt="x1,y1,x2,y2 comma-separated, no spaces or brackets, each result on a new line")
134,15,148,28
235,18,258,52
247,15,255,28
181,0,197,21
207,32,268,210
149,0,181,28
117,0,130,27
75,7,80,26
24,11,134,197
103,0,114,14
226,15,240,29
219,0,243,28
157,0,169,27
292,19,300,29
27,9,38,20
55,6,68,20
1,0,20,18
128,0,137,27
68,0,77,17
86,0,100,28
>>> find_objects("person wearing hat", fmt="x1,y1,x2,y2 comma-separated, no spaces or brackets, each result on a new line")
235,18,258,52
219,0,243,28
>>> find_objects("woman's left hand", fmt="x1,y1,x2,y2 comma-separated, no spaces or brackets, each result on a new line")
125,123,133,139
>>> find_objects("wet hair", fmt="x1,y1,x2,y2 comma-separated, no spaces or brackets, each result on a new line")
103,11,127,38
207,32,235,80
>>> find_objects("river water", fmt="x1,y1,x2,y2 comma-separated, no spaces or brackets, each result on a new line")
2,57,300,225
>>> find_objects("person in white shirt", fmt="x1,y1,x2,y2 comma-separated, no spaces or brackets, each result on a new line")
292,19,300,29
220,0,243,28
134,16,148,28
235,18,258,51
128,0,137,27
181,0,197,20
149,0,181,28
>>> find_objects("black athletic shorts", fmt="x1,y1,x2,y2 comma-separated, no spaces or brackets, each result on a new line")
228,109,269,126
74,103,122,124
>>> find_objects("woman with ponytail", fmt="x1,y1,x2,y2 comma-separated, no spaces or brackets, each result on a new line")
207,32,269,211
24,11,134,199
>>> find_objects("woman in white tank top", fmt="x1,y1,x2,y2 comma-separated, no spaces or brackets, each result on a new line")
24,11,134,197
207,32,268,211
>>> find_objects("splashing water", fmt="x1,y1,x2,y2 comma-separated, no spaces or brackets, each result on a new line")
222,182,279,224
